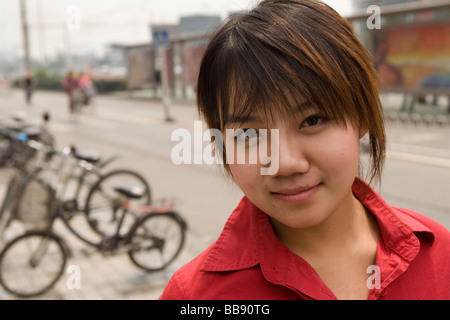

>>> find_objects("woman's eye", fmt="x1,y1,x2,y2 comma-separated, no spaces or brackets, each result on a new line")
300,115,329,129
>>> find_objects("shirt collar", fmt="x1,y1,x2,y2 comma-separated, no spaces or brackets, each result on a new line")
200,196,260,272
201,177,435,279
352,178,435,261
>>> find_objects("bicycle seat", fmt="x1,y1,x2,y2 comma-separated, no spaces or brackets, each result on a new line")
114,186,145,199
73,151,101,164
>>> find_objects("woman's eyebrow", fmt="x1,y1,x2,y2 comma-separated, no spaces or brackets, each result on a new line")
224,101,313,126
297,100,312,111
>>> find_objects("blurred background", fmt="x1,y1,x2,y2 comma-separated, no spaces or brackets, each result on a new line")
0,0,449,300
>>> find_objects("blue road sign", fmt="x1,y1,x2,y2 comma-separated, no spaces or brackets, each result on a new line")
153,30,169,49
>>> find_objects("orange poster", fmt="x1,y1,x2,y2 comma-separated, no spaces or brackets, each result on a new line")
374,23,450,89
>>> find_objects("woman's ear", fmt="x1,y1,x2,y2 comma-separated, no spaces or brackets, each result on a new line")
359,125,369,139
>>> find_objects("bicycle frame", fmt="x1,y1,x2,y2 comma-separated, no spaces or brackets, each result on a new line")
123,198,187,231
45,197,133,254
36,145,121,215
52,194,182,254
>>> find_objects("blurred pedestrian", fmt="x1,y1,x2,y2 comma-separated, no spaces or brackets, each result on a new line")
78,71,95,106
21,70,37,105
61,70,79,114
159,0,450,300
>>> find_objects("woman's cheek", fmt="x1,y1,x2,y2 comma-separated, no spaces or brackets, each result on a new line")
319,132,361,176
229,163,262,191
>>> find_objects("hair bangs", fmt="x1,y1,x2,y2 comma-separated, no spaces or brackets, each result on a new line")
198,14,360,132
211,27,352,130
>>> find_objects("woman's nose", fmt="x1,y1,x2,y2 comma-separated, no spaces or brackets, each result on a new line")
273,130,310,177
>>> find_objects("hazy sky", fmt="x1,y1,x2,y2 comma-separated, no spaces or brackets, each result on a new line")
0,0,352,60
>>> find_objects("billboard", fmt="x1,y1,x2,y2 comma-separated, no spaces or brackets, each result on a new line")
373,22,450,90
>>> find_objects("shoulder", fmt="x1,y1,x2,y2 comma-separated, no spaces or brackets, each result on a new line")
391,207,450,297
392,206,450,266
159,243,214,300
159,241,261,300
159,197,264,300
393,206,450,241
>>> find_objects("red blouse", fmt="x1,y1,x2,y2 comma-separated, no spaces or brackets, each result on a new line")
159,178,450,300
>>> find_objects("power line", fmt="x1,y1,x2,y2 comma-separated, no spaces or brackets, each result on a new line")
27,21,150,30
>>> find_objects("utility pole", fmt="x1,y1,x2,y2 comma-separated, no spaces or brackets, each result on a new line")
160,46,174,122
20,0,31,72
153,29,174,122
37,0,47,63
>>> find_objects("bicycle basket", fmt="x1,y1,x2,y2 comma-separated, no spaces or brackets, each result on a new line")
0,134,12,167
16,178,55,227
13,142,38,170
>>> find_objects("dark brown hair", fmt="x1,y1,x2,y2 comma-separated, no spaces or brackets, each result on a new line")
196,0,386,184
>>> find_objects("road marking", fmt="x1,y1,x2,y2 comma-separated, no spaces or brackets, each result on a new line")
389,142,450,159
387,150,450,168
100,110,158,125
78,116,116,128
401,132,447,144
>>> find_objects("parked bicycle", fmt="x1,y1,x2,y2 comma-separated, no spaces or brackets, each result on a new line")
0,131,151,242
0,183,186,297
0,138,186,297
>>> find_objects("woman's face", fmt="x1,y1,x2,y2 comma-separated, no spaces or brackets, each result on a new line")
225,104,365,230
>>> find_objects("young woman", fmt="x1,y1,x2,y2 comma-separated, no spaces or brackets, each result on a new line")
159,0,450,300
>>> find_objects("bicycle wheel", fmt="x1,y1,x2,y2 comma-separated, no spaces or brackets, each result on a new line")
127,211,186,272
0,231,67,297
84,169,151,236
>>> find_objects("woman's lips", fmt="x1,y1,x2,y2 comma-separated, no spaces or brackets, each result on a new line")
270,184,321,203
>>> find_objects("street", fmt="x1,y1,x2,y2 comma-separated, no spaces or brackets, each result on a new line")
0,88,449,299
